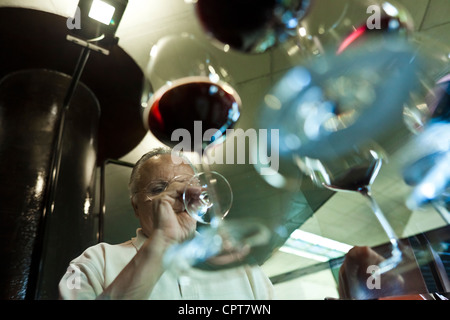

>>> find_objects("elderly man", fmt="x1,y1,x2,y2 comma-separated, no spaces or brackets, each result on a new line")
59,147,274,299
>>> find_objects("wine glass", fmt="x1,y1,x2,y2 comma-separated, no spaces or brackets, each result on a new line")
257,37,424,275
183,171,233,225
296,145,403,273
141,33,240,222
142,33,269,270
142,34,241,152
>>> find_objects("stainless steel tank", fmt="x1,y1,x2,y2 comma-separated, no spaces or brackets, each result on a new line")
0,69,100,299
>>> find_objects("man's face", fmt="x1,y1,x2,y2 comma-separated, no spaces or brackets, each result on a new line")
131,153,197,238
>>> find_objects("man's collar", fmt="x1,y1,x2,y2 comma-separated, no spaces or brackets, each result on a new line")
131,228,147,250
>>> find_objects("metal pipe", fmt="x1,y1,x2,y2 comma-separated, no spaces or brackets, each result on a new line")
98,158,135,243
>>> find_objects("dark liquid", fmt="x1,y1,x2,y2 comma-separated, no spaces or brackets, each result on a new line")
147,81,240,150
195,0,309,53
329,162,378,192
195,0,276,52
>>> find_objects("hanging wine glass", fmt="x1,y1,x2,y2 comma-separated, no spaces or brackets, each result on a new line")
142,33,270,270
257,37,423,274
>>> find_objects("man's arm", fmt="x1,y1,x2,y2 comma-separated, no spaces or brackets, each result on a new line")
97,229,171,300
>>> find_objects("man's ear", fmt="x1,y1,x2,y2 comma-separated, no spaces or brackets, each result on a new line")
131,197,139,217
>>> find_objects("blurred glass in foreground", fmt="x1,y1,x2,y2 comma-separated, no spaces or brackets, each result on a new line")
401,122,450,224
401,74,450,224
258,38,422,182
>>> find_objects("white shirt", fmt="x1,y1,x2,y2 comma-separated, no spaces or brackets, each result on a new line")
59,229,274,300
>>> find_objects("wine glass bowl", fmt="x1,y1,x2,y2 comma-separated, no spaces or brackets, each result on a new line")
183,171,233,224
142,33,241,152
297,147,383,194
259,37,422,163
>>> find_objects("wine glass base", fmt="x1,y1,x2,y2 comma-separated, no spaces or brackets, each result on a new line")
163,220,272,273
375,249,403,276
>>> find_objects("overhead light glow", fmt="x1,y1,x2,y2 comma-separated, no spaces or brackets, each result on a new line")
89,0,116,25
280,229,353,262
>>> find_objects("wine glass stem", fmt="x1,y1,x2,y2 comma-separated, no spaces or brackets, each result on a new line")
359,188,401,255
432,201,450,225
199,148,223,226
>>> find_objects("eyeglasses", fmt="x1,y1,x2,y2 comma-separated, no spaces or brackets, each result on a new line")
135,174,197,201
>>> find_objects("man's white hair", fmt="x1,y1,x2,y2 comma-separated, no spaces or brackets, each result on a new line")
128,147,195,197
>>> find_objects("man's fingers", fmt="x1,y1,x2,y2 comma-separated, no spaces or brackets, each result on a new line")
153,191,185,213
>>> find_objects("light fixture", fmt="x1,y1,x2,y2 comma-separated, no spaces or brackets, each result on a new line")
43,0,130,257
68,0,128,53
88,0,117,25
280,229,353,262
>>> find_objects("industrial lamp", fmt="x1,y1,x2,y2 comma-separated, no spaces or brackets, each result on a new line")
67,0,128,54
41,0,129,253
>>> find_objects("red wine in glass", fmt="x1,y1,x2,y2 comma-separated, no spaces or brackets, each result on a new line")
144,76,241,152
194,0,310,53
318,152,403,273
324,161,379,193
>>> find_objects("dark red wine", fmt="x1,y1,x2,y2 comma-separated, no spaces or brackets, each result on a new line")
194,0,310,53
144,77,241,150
328,162,378,192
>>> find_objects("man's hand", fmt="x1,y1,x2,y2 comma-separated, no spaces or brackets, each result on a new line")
149,182,197,244
338,246,405,299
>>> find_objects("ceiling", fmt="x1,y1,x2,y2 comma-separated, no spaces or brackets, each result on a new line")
1,0,449,299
